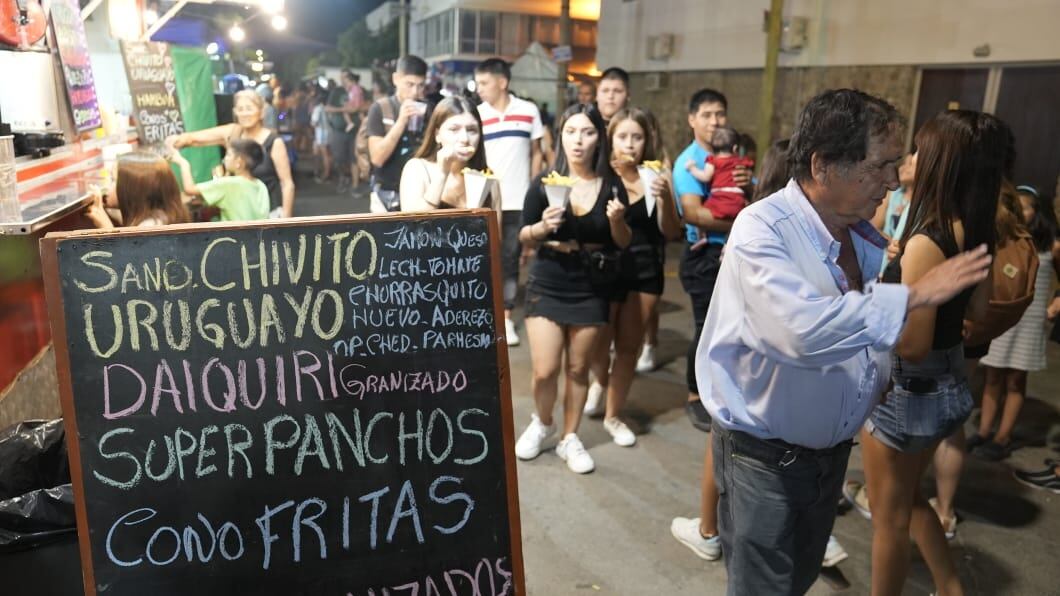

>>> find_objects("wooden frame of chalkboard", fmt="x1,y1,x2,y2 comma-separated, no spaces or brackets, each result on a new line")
41,210,525,596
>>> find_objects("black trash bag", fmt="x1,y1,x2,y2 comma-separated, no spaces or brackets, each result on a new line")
0,485,76,551
0,420,75,552
0,420,70,501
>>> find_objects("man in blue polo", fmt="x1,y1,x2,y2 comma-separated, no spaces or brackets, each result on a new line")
673,88,747,430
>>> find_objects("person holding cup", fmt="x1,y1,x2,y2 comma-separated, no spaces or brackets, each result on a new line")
398,97,494,212
364,55,429,213
514,104,631,474
582,107,682,445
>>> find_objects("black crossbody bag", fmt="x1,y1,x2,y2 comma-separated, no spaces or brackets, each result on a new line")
574,183,622,286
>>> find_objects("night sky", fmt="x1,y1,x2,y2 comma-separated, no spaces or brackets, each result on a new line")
291,0,385,43
257,0,384,50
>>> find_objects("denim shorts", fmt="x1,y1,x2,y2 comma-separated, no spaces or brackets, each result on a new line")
865,377,973,453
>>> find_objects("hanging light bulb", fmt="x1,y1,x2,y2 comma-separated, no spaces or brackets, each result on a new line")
229,24,245,42
206,42,220,55
271,15,288,31
261,0,284,14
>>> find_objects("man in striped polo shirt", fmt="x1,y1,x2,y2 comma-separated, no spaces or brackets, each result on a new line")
474,58,545,347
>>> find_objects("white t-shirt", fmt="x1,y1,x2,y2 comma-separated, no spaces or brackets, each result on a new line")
477,94,543,211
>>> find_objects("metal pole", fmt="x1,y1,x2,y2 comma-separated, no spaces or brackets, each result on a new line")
756,0,784,164
557,0,571,114
399,0,408,58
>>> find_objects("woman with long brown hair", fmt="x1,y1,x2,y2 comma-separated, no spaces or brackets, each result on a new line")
398,96,492,211
582,107,680,445
84,151,190,228
862,110,1010,596
168,89,295,218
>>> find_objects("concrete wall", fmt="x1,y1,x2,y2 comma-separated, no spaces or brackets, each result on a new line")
631,65,918,160
599,0,1060,72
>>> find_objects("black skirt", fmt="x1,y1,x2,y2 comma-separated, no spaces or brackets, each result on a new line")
525,283,610,326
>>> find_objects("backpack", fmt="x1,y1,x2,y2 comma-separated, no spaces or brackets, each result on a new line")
355,97,397,180
964,231,1040,347
326,86,348,131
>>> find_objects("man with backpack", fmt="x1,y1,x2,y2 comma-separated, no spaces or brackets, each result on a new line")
363,55,428,213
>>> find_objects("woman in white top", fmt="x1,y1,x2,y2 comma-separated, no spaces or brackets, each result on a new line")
399,96,494,212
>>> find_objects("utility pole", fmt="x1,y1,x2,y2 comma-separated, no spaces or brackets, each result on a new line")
756,0,784,163
557,0,571,114
399,0,409,58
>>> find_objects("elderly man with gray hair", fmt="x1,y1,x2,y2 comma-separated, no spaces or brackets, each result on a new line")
695,89,992,595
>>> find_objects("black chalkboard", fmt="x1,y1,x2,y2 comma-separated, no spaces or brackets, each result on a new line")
41,211,524,595
120,41,185,145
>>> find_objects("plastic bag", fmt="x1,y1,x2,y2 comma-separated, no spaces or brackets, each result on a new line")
0,420,75,551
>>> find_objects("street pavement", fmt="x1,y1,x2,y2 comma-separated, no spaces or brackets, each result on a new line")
294,170,1060,596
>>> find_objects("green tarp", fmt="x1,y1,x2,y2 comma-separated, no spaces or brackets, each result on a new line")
171,46,221,183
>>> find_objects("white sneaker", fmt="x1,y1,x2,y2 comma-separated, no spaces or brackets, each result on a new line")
555,433,595,474
514,414,555,460
603,417,636,447
821,535,848,567
670,517,721,561
635,343,657,373
505,318,520,347
583,381,605,416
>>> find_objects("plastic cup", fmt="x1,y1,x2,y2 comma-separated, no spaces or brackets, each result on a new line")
463,171,492,208
544,184,572,209
0,136,19,223
637,165,660,217
408,101,428,133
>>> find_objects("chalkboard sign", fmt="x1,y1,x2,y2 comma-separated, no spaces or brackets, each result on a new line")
120,41,186,145
41,211,524,595
50,0,102,132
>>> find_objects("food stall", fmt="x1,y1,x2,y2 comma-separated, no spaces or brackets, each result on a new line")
0,0,222,425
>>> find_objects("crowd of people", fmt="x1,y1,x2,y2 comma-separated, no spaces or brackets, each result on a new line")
83,53,1060,596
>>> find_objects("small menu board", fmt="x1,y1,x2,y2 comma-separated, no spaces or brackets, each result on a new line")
41,211,525,595
120,40,186,145
49,0,101,132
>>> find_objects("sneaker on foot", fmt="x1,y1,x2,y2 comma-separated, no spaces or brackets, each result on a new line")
584,382,605,416
685,399,712,432
555,433,594,474
1013,467,1060,493
635,343,657,373
928,497,957,540
514,414,555,460
603,417,636,447
843,480,872,520
972,440,1010,461
965,431,993,452
504,318,520,347
821,535,848,567
670,517,721,561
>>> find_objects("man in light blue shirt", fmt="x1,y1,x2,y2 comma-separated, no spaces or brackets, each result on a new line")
696,89,992,595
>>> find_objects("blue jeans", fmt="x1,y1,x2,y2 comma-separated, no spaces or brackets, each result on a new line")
866,344,972,453
713,424,851,595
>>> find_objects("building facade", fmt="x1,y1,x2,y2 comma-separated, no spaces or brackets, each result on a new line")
409,0,600,78
597,0,1060,199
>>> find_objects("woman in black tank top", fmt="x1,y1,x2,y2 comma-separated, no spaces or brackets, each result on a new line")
168,89,296,217
862,110,1011,596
